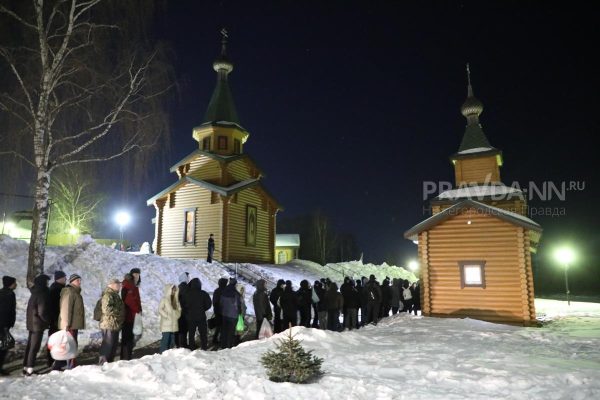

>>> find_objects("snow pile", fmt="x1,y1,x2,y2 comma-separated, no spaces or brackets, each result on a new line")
1,307,600,399
0,235,236,348
248,259,417,285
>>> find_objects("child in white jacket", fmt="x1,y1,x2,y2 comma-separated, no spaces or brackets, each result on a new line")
159,284,181,353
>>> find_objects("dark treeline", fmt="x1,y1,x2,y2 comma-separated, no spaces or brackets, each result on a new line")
277,211,361,265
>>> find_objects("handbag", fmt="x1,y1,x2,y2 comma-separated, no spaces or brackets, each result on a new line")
207,315,217,330
235,314,245,333
0,328,15,350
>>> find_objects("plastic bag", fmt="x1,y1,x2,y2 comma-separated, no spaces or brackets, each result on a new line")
133,313,143,336
258,319,273,339
47,330,77,360
235,314,245,333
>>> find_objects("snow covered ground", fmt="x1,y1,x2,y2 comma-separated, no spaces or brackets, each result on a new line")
1,236,599,399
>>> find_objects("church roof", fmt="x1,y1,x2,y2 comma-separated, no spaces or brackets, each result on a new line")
147,176,281,209
276,234,300,248
432,184,524,202
403,199,541,241
169,149,264,176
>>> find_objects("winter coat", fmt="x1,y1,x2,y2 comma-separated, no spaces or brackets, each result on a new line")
185,278,212,321
100,286,125,331
325,284,344,311
314,284,327,312
178,281,189,317
390,279,401,308
212,278,228,317
269,285,284,309
0,287,16,328
59,284,85,330
365,280,382,304
121,278,142,323
296,286,312,309
220,282,242,319
26,276,50,331
381,280,392,308
253,280,273,321
48,281,65,328
160,285,182,332
342,286,360,309
280,286,298,319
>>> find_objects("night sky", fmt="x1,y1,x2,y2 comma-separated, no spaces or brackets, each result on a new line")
86,2,599,288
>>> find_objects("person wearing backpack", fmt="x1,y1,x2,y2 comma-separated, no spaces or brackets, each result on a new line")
99,278,124,363
365,275,381,325
402,280,414,314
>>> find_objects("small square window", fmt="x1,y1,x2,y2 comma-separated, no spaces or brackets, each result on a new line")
459,261,486,288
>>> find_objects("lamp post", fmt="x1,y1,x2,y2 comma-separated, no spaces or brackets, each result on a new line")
554,247,575,306
115,211,131,251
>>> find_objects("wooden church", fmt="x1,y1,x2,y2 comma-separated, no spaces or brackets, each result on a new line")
147,34,281,263
404,66,542,325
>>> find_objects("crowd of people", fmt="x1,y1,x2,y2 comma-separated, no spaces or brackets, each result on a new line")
0,270,420,376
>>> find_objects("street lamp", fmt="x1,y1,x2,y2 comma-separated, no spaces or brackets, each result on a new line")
114,211,131,250
554,246,575,306
408,260,418,271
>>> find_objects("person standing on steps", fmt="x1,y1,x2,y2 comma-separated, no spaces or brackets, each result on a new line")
207,234,215,263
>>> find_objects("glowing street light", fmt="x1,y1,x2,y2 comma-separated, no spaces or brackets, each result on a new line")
408,260,419,271
69,227,79,244
554,246,576,306
114,211,131,250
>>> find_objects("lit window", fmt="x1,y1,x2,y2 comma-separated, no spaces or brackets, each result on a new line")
459,261,486,288
218,136,228,150
183,209,196,244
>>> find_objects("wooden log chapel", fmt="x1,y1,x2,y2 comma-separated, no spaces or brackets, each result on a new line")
404,66,542,325
147,32,282,263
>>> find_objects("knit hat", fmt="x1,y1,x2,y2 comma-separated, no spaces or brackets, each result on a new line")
130,268,141,274
69,273,82,283
54,270,67,280
2,275,16,288
107,278,121,285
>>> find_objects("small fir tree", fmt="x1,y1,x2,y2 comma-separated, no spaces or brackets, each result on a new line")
260,328,324,383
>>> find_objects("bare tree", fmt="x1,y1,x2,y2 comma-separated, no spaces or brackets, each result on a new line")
313,210,334,265
49,167,104,235
0,0,172,285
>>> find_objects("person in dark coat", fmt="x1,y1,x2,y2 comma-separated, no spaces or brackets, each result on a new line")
339,277,352,326
176,272,189,348
342,280,359,330
311,280,320,328
325,282,343,331
23,274,51,375
314,280,327,329
411,281,420,315
402,279,414,315
365,275,382,325
252,279,272,339
186,278,212,350
211,277,228,346
379,277,392,319
219,278,242,349
0,276,17,376
355,279,365,328
280,281,298,330
296,280,312,328
269,279,285,333
207,234,215,263
46,270,66,367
